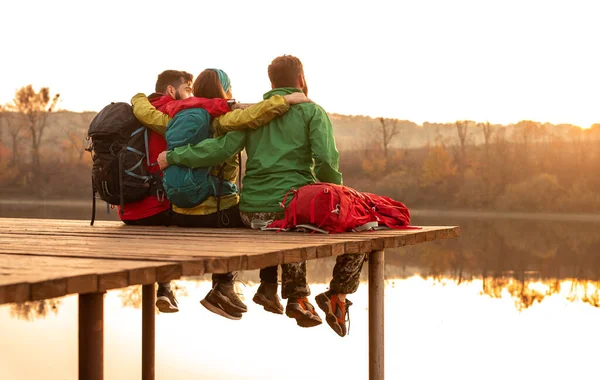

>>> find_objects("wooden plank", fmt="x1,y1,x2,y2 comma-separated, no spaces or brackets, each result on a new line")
0,254,176,304
0,283,30,304
0,229,395,247
0,225,460,253
0,225,459,258
0,234,350,251
0,221,458,238
0,219,460,305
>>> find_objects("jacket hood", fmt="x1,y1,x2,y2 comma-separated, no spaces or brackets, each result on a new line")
148,93,174,112
263,87,302,100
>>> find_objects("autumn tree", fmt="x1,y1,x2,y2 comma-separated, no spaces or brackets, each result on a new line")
0,105,4,149
478,121,494,157
512,120,542,150
0,105,5,164
452,120,476,172
420,145,458,196
0,103,26,166
12,85,60,181
63,113,93,162
377,117,400,162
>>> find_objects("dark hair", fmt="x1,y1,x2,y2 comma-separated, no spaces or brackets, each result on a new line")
268,55,304,88
192,70,227,99
155,70,193,93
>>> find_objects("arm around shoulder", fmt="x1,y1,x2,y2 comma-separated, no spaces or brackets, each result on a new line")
167,130,247,168
131,93,171,135
212,95,290,136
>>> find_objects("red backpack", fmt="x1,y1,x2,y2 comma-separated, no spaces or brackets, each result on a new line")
266,183,411,233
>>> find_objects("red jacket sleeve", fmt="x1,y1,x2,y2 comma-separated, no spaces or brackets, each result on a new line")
165,97,230,118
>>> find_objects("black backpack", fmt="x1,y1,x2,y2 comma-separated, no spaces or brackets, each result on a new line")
86,102,161,225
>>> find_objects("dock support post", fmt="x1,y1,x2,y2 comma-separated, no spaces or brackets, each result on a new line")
142,284,156,380
79,292,104,380
369,250,385,380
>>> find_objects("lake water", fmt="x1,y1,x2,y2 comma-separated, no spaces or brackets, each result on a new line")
1,202,599,379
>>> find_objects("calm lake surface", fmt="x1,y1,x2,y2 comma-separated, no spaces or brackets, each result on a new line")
1,201,599,379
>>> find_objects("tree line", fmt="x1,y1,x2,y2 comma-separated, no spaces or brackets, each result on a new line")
1,84,599,213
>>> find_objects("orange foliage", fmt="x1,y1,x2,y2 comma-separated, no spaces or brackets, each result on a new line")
420,146,457,187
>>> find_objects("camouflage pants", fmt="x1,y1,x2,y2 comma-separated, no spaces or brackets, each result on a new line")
330,253,367,294
241,211,310,299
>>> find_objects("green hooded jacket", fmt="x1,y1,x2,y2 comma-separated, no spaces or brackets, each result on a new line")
167,87,343,212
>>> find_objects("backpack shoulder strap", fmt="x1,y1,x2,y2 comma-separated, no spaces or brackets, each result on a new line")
216,165,225,227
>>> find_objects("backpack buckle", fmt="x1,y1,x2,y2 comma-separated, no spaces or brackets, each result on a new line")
156,189,165,203
109,142,120,156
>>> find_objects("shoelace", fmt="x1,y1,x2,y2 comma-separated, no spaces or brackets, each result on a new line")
346,301,351,335
231,272,247,297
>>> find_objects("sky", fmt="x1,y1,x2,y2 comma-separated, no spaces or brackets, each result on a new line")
1,0,599,127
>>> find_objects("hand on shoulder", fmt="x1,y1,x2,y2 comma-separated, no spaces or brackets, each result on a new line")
284,92,313,105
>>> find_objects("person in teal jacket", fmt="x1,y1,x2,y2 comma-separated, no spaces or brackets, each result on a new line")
158,55,365,336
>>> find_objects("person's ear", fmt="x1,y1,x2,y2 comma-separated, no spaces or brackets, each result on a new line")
298,74,305,89
166,85,175,98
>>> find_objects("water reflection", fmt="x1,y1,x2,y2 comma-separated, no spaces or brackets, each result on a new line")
9,299,62,321
2,214,600,378
2,278,600,380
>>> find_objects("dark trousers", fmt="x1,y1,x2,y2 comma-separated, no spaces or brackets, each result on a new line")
239,211,310,299
122,209,171,226
171,205,244,286
260,262,310,299
170,204,244,228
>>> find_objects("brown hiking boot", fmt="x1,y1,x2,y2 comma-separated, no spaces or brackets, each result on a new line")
215,281,248,313
285,297,322,328
156,284,179,313
200,289,243,320
200,281,247,320
315,290,352,337
253,282,284,315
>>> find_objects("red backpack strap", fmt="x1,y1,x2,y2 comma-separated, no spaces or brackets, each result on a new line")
280,188,298,227
313,185,338,231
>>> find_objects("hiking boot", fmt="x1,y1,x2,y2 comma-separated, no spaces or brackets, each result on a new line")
217,280,248,313
200,281,247,320
156,284,179,313
285,297,322,328
315,290,353,337
200,290,243,320
253,282,284,315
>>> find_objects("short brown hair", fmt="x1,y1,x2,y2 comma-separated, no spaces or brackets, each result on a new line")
192,70,227,99
155,70,193,93
268,55,304,88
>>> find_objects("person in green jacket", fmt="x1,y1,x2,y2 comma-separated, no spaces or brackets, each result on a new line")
158,55,366,336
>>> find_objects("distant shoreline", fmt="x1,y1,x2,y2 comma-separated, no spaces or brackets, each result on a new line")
1,198,599,223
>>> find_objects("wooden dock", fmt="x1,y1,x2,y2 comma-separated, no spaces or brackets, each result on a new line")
0,218,459,380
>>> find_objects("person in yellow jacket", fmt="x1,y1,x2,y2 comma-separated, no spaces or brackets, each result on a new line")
131,68,310,320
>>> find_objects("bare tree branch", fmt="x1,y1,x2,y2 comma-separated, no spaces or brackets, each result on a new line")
378,117,401,161
12,85,60,184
